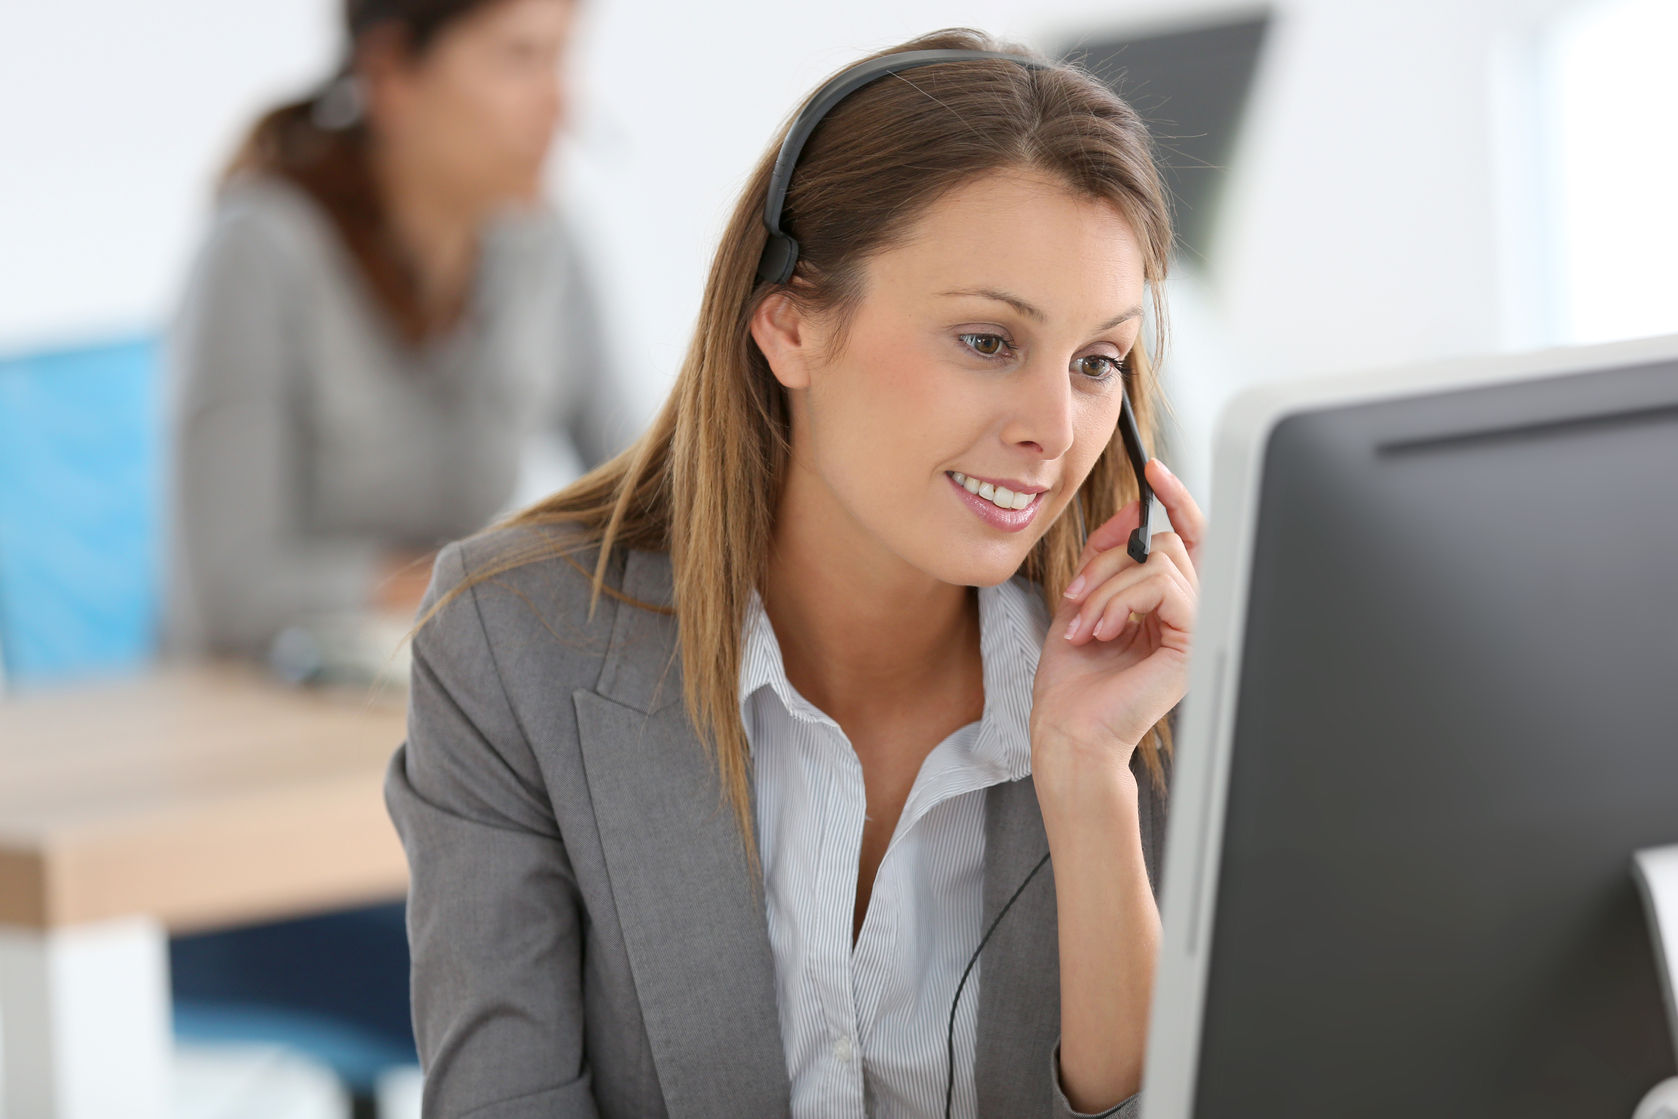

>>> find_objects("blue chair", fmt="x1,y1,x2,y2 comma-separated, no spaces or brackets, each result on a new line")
0,333,417,1108
0,335,161,684
169,902,418,1098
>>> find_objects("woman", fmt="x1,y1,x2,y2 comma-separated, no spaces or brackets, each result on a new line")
163,0,636,665
387,27,1204,1119
163,0,632,1102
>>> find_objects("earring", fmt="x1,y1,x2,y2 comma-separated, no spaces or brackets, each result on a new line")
312,72,365,130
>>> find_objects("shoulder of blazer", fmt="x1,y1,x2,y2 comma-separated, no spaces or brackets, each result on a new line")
429,521,684,719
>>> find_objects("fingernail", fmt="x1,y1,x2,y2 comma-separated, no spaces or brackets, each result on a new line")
1064,614,1080,640
1154,458,1174,480
1063,574,1087,599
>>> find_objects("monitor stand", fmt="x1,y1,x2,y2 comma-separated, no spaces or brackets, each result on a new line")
1633,845,1678,1119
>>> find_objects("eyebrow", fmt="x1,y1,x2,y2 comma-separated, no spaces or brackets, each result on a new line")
937,287,1143,333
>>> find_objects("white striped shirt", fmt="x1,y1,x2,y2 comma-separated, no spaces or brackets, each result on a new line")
739,575,1052,1118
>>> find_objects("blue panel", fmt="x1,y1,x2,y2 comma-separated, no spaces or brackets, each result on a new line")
0,335,162,684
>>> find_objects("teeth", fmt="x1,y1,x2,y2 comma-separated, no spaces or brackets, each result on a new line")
950,472,1035,511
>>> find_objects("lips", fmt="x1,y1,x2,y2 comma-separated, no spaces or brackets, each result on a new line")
946,471,1042,533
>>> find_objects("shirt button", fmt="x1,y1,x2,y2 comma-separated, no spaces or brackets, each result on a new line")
833,1034,854,1063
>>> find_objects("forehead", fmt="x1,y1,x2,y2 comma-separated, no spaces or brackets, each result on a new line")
871,169,1148,309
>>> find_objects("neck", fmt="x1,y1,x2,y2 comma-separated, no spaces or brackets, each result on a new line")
761,464,983,731
367,137,486,325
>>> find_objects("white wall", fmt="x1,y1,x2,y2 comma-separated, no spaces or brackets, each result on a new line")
1542,0,1678,345
0,0,1603,502
0,2,334,349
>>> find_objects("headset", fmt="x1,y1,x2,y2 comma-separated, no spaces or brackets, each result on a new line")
756,48,1145,1119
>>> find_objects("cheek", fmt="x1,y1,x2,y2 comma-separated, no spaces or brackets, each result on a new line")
490,74,554,141
412,86,481,164
839,330,966,469
1074,405,1123,476
431,75,526,162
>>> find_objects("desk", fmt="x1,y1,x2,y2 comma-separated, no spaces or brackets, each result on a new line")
0,664,409,1119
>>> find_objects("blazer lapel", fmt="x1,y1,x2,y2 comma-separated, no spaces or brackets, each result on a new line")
572,547,791,1119
975,773,1063,1118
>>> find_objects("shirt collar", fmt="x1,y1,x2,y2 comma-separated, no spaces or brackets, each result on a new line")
738,577,1050,782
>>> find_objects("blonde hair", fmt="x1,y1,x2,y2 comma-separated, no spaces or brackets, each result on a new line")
413,26,1178,869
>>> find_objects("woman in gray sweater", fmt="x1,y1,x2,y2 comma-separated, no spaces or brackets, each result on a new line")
161,0,630,1104
164,0,636,664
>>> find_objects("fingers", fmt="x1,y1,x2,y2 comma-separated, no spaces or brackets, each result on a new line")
1077,498,1141,570
1143,458,1206,574
1063,549,1196,644
1065,528,1195,604
1148,530,1197,593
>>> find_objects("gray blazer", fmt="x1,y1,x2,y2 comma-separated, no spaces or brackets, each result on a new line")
384,521,1173,1119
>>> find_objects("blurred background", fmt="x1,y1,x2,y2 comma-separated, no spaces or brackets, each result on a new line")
0,0,1673,1116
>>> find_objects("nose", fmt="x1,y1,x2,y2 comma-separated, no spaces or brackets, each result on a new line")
548,71,567,133
525,76,564,170
1003,353,1077,461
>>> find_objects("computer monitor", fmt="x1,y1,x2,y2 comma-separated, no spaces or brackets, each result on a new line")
1143,332,1678,1117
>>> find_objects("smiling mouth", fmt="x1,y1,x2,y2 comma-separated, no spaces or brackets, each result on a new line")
946,471,1043,511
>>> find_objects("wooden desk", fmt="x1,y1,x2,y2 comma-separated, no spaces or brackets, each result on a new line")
0,664,410,1119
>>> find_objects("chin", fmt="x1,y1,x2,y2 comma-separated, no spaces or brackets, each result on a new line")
920,544,1031,590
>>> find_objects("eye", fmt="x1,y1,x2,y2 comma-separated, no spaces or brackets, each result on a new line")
502,38,547,65
1076,354,1128,384
958,332,1012,359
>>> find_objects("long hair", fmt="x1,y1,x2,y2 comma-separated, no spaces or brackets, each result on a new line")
218,0,511,344
414,26,1179,866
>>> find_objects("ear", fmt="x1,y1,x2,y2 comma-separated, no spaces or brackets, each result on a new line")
356,23,414,124
749,289,817,391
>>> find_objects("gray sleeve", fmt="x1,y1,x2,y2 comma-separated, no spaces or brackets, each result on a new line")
553,219,641,472
167,202,379,657
383,542,601,1118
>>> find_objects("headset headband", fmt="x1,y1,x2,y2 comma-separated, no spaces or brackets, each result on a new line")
754,49,1049,286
